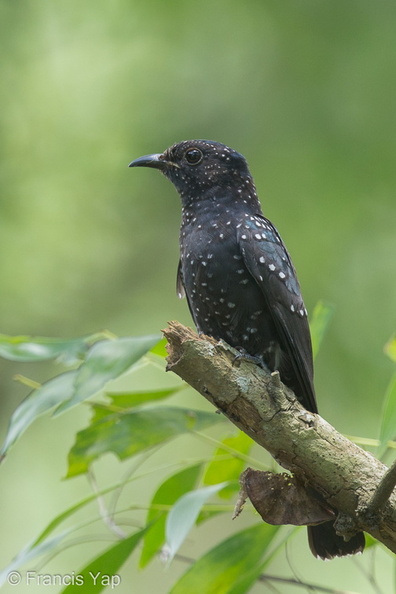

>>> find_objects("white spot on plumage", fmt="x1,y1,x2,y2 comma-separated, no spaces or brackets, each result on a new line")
228,302,236,308
269,264,276,271
259,256,265,264
254,233,261,240
279,272,286,279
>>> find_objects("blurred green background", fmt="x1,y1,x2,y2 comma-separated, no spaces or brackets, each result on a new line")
0,1,395,592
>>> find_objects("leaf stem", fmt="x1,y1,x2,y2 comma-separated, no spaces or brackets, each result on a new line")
192,430,269,469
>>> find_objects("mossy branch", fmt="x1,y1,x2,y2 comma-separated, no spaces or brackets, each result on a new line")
163,321,396,554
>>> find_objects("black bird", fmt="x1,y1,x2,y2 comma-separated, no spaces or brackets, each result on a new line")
129,139,365,560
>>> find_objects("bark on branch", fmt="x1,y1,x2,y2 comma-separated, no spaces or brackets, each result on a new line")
163,321,396,554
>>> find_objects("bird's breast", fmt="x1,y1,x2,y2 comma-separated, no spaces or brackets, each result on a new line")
179,218,275,353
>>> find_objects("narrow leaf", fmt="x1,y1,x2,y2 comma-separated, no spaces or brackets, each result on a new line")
61,528,147,593
165,482,228,563
89,388,182,423
203,431,253,499
0,333,101,364
378,372,396,458
0,371,78,458
29,472,149,547
309,300,335,359
0,531,71,587
106,387,182,409
170,523,279,594
384,335,396,363
55,335,160,415
150,337,168,357
67,407,222,477
140,464,202,568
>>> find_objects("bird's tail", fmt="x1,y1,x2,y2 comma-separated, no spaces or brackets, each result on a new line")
308,522,365,560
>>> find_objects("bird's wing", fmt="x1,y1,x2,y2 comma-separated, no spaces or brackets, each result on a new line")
176,259,186,299
238,215,317,413
177,259,204,333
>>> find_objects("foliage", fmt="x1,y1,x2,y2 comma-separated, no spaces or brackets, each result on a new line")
1,2,396,592
0,305,395,593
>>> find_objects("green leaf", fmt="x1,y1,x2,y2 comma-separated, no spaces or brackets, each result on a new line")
0,333,100,364
61,528,147,593
0,371,78,458
140,464,202,568
165,482,229,563
106,387,182,410
67,407,222,477
55,335,161,415
203,431,253,499
170,523,279,594
89,388,182,423
378,372,396,458
384,335,396,363
32,488,114,548
29,472,152,548
150,337,168,357
364,533,379,549
0,531,72,587
309,300,335,359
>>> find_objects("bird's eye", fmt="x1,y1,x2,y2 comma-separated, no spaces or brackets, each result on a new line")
185,148,203,165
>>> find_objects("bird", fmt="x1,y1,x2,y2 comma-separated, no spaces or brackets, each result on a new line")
129,139,365,560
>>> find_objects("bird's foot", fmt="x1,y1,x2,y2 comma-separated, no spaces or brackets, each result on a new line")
232,348,270,372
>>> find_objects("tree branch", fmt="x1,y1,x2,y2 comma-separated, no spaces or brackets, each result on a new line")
163,321,396,554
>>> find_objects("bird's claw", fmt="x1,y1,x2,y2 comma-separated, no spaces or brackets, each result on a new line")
232,348,270,372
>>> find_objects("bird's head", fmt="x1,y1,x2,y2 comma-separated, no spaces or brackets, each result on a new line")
129,140,256,204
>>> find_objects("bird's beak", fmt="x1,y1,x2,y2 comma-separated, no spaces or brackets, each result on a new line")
128,153,168,170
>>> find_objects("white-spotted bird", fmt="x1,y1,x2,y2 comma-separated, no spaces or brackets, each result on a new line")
129,139,365,559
